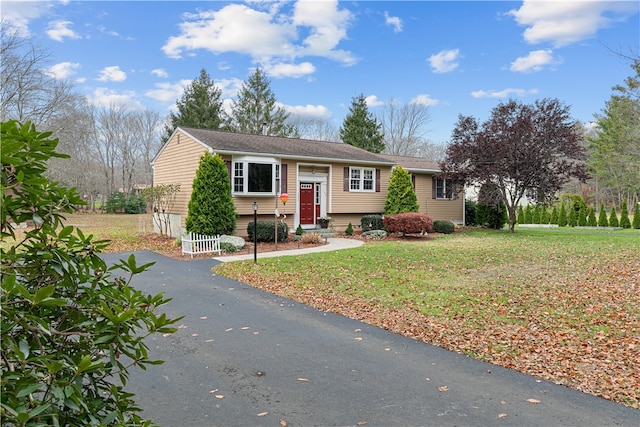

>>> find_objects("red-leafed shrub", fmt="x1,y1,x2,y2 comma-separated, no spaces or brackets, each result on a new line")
383,212,433,235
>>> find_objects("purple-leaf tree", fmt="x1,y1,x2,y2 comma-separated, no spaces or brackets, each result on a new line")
440,98,589,232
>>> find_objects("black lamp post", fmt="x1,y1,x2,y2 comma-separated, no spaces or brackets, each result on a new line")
252,200,258,263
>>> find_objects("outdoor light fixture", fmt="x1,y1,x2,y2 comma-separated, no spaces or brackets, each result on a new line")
252,200,258,263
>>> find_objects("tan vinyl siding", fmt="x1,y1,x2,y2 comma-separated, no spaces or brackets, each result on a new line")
413,173,464,224
330,163,391,215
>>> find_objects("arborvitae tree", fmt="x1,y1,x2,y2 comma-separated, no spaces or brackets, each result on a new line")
568,205,578,226
227,68,297,137
598,202,609,227
558,204,568,226
517,205,525,224
384,166,419,214
530,205,538,224
340,94,385,153
163,68,224,141
475,181,508,229
587,207,597,226
633,201,640,229
619,200,631,228
609,206,619,227
524,204,533,224
550,206,559,224
578,205,587,226
186,152,236,235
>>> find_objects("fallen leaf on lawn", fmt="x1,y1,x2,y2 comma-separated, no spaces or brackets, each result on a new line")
225,328,233,332
438,385,449,392
497,413,507,418
526,398,541,404
280,420,287,427
297,377,309,382
199,316,207,320
205,339,214,343
257,411,269,417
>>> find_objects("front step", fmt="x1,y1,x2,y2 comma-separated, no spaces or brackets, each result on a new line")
299,227,335,239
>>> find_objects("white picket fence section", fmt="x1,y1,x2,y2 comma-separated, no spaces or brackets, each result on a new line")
181,232,221,258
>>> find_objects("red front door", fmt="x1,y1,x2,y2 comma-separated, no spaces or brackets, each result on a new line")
299,183,315,225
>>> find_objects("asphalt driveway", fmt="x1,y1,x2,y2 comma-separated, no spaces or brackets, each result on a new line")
101,251,640,426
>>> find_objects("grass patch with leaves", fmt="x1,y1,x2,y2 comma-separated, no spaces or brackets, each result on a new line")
214,229,640,408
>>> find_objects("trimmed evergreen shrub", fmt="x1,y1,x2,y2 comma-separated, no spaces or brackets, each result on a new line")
540,205,550,224
186,152,236,236
247,221,289,242
361,214,384,231
517,205,525,224
633,202,640,229
433,220,455,234
609,206,619,227
384,166,419,214
532,205,541,224
524,204,533,224
578,205,587,226
465,199,478,226
125,195,146,214
560,194,586,218
587,207,597,226
383,212,433,235
619,200,631,229
549,206,559,224
557,204,568,227
345,222,354,235
476,202,508,229
295,224,304,235
597,203,608,227
220,241,237,253
568,205,577,226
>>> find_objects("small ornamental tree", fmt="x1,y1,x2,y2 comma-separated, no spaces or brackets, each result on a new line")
517,205,525,224
1,120,180,426
550,206,559,224
558,204,568,227
568,205,578,226
141,183,181,237
384,166,419,214
598,202,609,227
619,200,631,229
186,152,236,236
609,206,619,227
587,207,597,226
633,201,640,229
383,212,433,235
578,205,588,226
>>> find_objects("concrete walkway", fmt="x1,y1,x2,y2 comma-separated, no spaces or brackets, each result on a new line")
213,237,364,262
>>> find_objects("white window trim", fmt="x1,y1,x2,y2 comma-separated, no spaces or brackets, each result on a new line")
232,156,280,196
349,166,375,193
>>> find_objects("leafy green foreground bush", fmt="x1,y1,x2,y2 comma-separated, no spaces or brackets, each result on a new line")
247,221,289,242
361,214,384,232
1,120,180,426
433,220,455,234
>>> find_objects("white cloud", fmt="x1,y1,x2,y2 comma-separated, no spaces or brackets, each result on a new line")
283,103,332,120
88,88,143,110
384,11,403,33
162,1,356,70
428,49,461,73
46,20,81,42
151,68,169,78
45,62,80,79
97,66,127,82
365,95,384,107
508,1,638,47
411,94,440,107
0,1,53,36
510,49,560,73
264,62,316,78
145,80,190,103
471,88,539,98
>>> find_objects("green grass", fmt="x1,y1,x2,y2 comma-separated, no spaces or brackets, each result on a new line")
214,228,640,408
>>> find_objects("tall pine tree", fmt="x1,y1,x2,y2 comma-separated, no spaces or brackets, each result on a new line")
384,166,418,214
163,69,224,141
228,68,296,137
185,152,236,236
340,94,385,153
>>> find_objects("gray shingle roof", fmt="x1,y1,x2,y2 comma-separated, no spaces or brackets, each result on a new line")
179,127,395,165
378,154,441,173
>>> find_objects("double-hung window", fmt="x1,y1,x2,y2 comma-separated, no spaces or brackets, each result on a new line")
232,156,280,195
435,177,454,199
350,167,375,192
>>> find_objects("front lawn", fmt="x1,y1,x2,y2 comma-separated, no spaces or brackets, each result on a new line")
214,229,640,409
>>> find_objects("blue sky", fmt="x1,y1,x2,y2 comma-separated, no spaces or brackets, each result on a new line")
2,0,638,144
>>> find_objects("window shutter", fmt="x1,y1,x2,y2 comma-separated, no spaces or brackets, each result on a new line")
411,174,416,190
343,167,349,191
376,168,381,192
432,176,436,199
225,161,232,183
281,163,288,193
